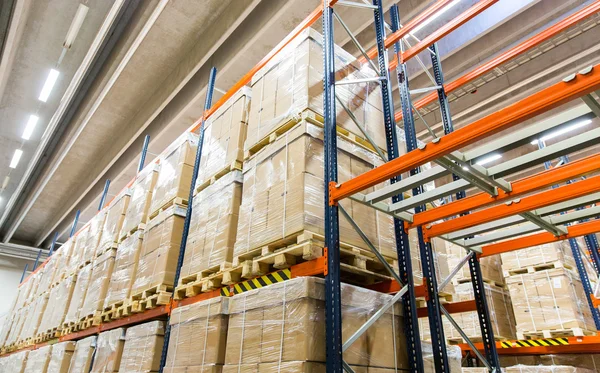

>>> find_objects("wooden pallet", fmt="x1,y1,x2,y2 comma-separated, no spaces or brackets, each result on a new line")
503,261,574,277
452,276,505,288
129,284,173,313
118,223,146,243
174,262,233,300
33,328,60,344
99,300,127,323
194,160,243,194
148,197,188,221
517,327,596,340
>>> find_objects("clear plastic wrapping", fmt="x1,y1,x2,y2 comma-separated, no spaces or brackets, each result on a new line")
164,297,229,372
105,230,143,308
441,238,504,285
6,306,27,346
37,274,77,334
119,320,165,372
36,252,60,297
23,344,52,373
181,171,243,280
410,233,452,291
223,277,407,371
195,87,250,188
0,315,13,347
18,292,48,342
506,268,596,332
91,328,125,373
98,189,131,253
55,238,75,283
0,350,29,373
121,164,159,239
80,249,116,318
245,28,386,154
48,341,76,373
131,205,185,296
422,341,462,373
64,263,93,325
150,132,198,216
67,335,96,373
234,120,396,261
13,272,36,312
85,210,108,260
503,354,600,371
506,365,595,373
501,238,576,273
67,224,91,276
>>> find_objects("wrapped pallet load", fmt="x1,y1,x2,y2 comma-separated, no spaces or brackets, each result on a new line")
120,164,159,240
119,321,165,372
79,248,116,325
37,274,76,339
47,341,75,373
54,237,75,283
35,252,60,297
501,239,577,276
18,292,48,343
68,336,96,373
90,328,125,373
23,345,52,373
98,188,131,254
65,224,91,276
442,239,504,285
63,263,93,330
1,350,29,373
104,230,144,310
506,366,595,373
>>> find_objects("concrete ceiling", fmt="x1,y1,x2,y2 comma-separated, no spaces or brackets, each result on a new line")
0,0,598,251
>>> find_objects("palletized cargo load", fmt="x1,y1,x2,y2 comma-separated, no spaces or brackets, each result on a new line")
18,292,48,345
0,350,29,373
441,239,504,286
505,365,595,373
120,164,159,240
54,238,75,284
501,239,577,276
119,321,165,372
47,341,75,373
36,274,76,341
63,263,93,331
90,328,125,373
79,248,116,328
23,344,51,373
98,188,130,253
67,336,96,373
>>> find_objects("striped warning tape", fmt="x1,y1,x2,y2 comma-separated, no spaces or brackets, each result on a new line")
232,269,292,295
220,287,231,297
500,337,569,348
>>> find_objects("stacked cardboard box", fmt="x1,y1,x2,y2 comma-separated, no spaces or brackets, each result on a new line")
506,366,595,373
23,344,52,372
79,249,116,321
90,328,125,373
67,336,96,373
131,205,185,297
501,240,576,275
84,210,108,261
66,225,91,276
119,321,165,372
410,234,453,292
120,164,159,239
441,239,504,285
245,28,386,155
54,238,75,283
63,263,93,327
149,133,198,217
222,277,407,372
18,292,48,343
499,354,600,371
164,297,229,372
423,342,462,373
98,189,131,254
35,253,60,297
37,275,76,335
0,350,28,373
47,341,75,373
104,230,143,308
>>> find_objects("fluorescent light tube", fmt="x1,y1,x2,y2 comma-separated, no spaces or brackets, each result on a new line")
476,153,502,166
411,0,461,34
9,149,23,169
38,69,60,102
22,115,39,140
63,4,89,49
530,119,592,145
1,176,8,190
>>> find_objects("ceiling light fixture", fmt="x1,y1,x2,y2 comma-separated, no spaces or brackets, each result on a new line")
9,149,23,169
22,115,39,140
530,119,593,145
63,4,89,49
476,153,502,166
411,0,461,35
38,69,60,102
1,176,9,190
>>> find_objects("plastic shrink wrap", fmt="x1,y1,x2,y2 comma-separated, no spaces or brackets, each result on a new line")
55,238,75,283
23,344,52,373
37,274,76,334
0,350,29,373
13,272,36,312
245,28,386,155
85,210,108,260
500,355,600,371
79,248,116,319
98,189,131,253
506,268,596,333
119,320,165,372
48,341,76,373
36,252,60,296
66,224,91,276
506,365,595,373
409,234,452,291
234,121,396,263
132,205,185,296
67,335,96,373
18,292,48,342
181,171,243,282
6,305,27,346
423,342,462,373
121,164,159,239
441,239,504,285
64,263,93,326
164,297,229,372
105,230,143,308
90,328,125,373
195,87,250,188
501,240,576,273
149,133,198,216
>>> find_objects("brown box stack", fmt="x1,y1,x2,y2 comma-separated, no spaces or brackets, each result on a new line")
410,234,453,292
23,344,52,373
223,277,407,371
104,230,143,308
120,164,159,240
66,225,91,276
48,341,76,373
35,253,60,297
67,336,96,373
79,249,116,320
131,205,186,297
245,28,386,155
506,366,595,373
0,350,28,373
98,189,131,253
37,274,76,335
90,328,125,373
63,263,93,327
18,293,48,343
119,321,165,372
234,121,396,263
149,133,198,217
180,171,243,282
84,210,108,262
441,239,504,285
164,297,228,372
54,238,75,283
506,267,596,335
501,240,576,275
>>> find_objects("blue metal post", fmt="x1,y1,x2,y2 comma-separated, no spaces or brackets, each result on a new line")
70,210,81,238
48,231,59,256
138,135,151,173
387,5,424,372
158,67,218,373
20,264,29,284
98,179,111,211
32,250,42,270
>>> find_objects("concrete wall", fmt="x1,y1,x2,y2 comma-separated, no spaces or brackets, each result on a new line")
0,257,30,317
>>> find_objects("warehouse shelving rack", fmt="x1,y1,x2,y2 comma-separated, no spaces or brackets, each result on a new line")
6,1,600,371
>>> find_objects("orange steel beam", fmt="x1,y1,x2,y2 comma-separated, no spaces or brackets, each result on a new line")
394,0,600,122
460,335,600,355
417,300,477,318
409,152,600,228
330,65,600,203
481,219,600,257
424,175,600,238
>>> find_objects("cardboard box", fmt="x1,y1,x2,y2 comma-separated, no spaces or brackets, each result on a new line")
505,366,595,373
90,328,125,373
105,230,143,308
119,321,165,372
131,205,185,295
196,87,250,186
410,233,453,292
164,297,229,371
181,171,243,280
224,277,406,369
245,28,386,153
98,189,131,253
506,268,596,332
422,342,462,373
65,213,107,276
84,210,108,262
120,164,159,239
23,345,52,373
440,239,504,285
38,274,76,334
79,249,116,318
501,239,577,272
0,350,29,373
67,336,96,373
18,292,48,342
150,133,198,216
235,120,396,260
35,252,60,297
47,341,75,373
64,263,93,325
54,238,75,284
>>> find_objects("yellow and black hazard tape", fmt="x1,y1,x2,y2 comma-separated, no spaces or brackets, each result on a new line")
500,337,569,348
220,287,231,297
232,269,292,295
